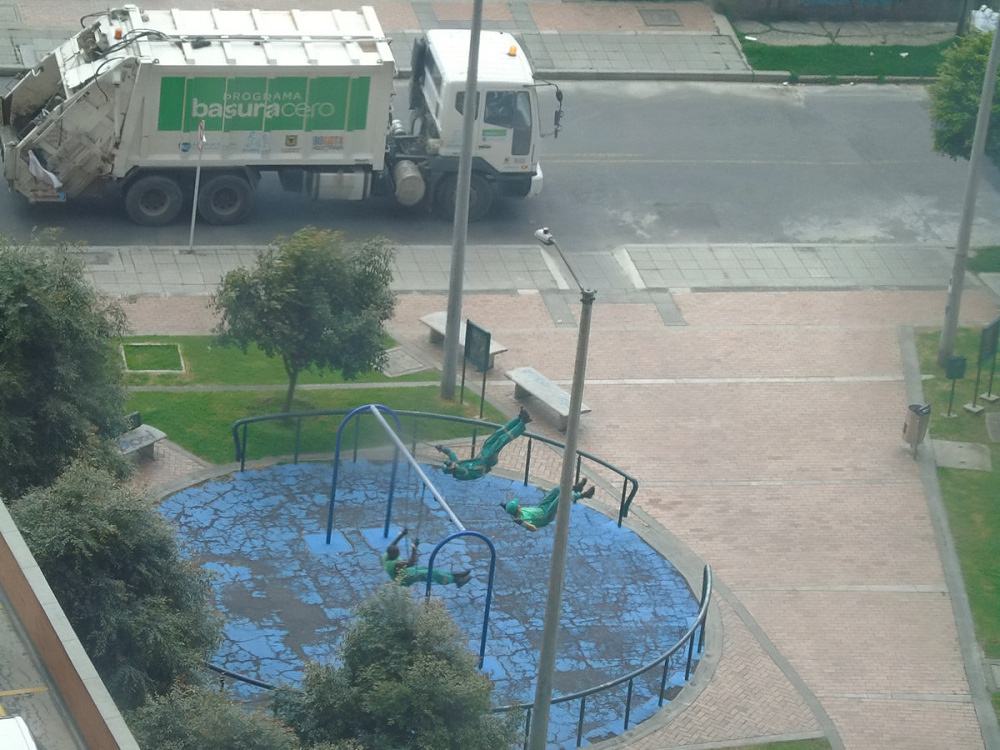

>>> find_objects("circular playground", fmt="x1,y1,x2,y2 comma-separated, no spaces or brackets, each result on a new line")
158,407,707,747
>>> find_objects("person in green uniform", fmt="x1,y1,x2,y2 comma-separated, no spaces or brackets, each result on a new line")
502,478,595,532
381,529,471,587
435,407,532,481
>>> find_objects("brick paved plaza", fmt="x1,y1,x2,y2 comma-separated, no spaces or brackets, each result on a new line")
128,285,998,749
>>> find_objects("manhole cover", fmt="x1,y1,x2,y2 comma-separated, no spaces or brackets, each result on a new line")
639,8,681,26
987,412,1000,442
381,347,426,377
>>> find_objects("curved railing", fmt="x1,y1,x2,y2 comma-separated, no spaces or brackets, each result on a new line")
494,565,712,749
214,410,707,746
229,409,640,526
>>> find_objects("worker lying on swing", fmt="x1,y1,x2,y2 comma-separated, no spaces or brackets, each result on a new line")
435,407,532,481
381,529,471,587
502,478,595,532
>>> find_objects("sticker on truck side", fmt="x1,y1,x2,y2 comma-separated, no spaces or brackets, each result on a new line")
156,76,371,133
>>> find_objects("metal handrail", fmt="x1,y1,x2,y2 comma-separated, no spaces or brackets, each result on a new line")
218,409,700,746
230,409,640,527
495,565,712,748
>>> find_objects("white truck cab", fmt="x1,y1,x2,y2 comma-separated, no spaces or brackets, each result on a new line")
409,29,559,217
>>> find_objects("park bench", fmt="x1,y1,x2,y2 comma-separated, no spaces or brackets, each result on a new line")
116,412,167,460
505,366,591,432
419,311,508,371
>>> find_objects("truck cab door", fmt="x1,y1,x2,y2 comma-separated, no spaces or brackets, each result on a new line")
479,90,533,170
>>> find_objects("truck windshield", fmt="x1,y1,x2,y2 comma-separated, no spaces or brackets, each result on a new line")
484,91,531,155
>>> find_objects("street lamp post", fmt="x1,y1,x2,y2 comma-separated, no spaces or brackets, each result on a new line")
527,228,595,750
939,23,1000,366
440,0,484,400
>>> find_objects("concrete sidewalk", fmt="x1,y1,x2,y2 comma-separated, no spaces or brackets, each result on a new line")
0,0,961,81
0,0,752,78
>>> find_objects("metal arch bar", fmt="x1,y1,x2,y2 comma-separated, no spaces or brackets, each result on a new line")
326,404,403,544
231,409,640,528
368,407,466,532
424,530,496,668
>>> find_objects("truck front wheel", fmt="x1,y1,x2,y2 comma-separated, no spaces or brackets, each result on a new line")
434,173,495,222
198,174,255,225
124,175,184,226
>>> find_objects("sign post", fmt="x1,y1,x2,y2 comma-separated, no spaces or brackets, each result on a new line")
946,355,967,418
186,119,206,254
462,320,492,455
979,317,1000,402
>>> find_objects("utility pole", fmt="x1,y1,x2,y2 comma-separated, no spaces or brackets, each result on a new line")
527,229,595,750
440,0,484,400
939,26,1000,366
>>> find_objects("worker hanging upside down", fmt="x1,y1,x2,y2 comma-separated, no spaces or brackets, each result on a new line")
381,529,471,587
502,478,595,532
436,407,531,481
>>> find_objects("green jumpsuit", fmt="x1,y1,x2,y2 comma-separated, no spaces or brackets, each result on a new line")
506,486,582,530
381,553,457,587
440,414,527,480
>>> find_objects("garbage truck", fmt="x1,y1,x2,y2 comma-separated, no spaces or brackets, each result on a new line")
0,5,562,225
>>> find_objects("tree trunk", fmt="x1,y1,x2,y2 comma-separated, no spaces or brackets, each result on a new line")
283,366,299,413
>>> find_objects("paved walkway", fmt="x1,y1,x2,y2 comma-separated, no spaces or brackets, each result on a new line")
79,242,966,297
119,261,1000,749
0,0,962,80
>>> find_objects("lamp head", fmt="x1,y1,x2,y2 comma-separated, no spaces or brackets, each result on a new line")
534,227,554,246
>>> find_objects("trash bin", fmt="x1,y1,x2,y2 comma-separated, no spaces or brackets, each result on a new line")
903,403,931,456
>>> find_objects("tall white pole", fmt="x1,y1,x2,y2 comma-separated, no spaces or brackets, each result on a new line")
939,28,1000,366
441,0,484,400
186,120,206,255
528,232,595,750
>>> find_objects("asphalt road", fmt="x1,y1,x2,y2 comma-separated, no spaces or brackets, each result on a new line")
3,80,999,253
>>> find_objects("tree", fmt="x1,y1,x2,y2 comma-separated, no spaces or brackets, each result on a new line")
213,228,396,412
128,685,299,750
0,236,128,499
930,31,1000,166
273,585,517,750
11,463,221,709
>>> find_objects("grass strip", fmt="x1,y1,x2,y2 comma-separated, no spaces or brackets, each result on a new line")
122,335,425,386
970,246,1000,274
916,330,1000,658
740,38,953,78
123,343,183,371
728,740,831,750
128,387,506,465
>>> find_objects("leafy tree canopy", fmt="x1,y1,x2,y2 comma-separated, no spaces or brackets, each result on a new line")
930,32,1000,165
213,228,396,412
12,464,220,709
0,236,128,499
273,585,516,750
129,685,299,750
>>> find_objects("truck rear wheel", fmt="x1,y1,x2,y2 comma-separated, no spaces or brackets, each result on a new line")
433,173,495,222
198,174,255,225
124,175,184,226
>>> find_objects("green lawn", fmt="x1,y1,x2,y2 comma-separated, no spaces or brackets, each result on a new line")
916,330,1000,659
122,343,184,371
129,387,505,464
740,38,953,79
728,740,830,750
122,335,426,386
969,246,1000,274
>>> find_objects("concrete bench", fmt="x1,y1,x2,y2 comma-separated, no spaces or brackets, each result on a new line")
506,366,591,432
419,311,508,371
116,424,167,460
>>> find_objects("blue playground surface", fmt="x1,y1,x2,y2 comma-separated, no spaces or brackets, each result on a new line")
159,459,700,747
